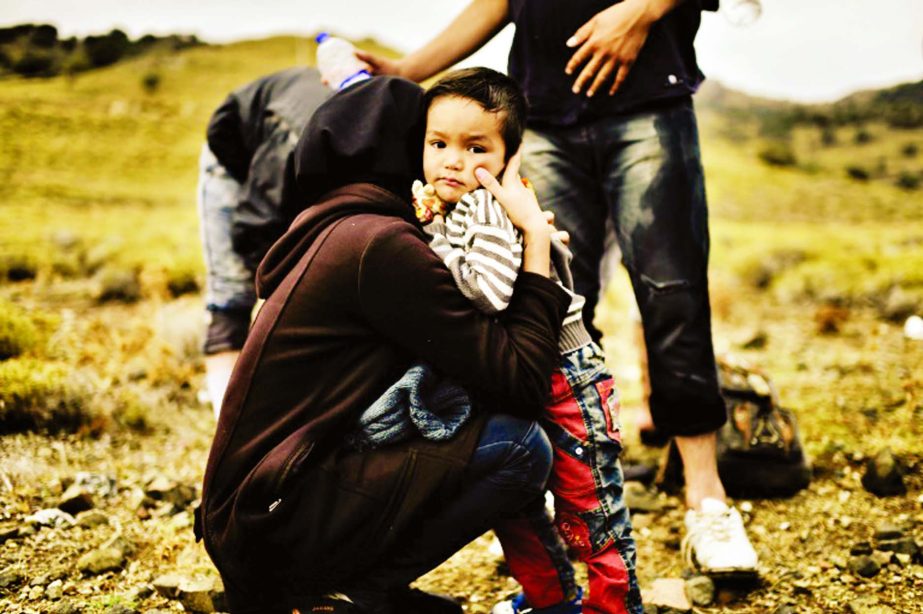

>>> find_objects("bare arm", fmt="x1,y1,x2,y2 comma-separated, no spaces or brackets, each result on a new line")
356,0,510,82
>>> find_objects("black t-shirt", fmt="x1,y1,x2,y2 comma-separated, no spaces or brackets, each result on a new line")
508,0,718,126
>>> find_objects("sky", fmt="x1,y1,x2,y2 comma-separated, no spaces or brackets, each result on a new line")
2,0,921,103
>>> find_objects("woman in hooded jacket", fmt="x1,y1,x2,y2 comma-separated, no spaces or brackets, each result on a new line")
197,77,571,614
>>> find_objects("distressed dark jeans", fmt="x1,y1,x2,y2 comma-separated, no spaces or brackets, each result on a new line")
521,97,726,437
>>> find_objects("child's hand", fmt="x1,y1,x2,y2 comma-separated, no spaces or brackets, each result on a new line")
475,150,548,238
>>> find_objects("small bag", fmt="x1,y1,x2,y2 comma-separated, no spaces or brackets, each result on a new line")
656,356,812,499
713,356,811,498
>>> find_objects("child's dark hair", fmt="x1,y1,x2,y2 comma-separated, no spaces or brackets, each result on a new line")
424,67,527,160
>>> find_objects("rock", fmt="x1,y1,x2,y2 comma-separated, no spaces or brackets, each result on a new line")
102,534,136,557
625,482,662,514
894,553,912,567
130,584,154,601
0,523,20,544
850,541,873,556
642,578,691,613
152,573,185,599
848,555,881,578
880,286,918,323
25,508,76,529
871,550,892,568
28,584,44,600
144,476,197,511
95,267,141,303
877,537,919,556
862,449,906,497
77,547,125,575
642,605,660,614
50,602,84,614
76,510,111,529
178,578,218,613
848,594,896,614
57,485,96,515
772,608,797,614
73,472,116,497
0,567,24,589
874,522,904,541
46,579,64,600
104,605,139,614
684,575,714,607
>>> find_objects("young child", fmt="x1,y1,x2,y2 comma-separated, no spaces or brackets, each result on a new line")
416,68,642,614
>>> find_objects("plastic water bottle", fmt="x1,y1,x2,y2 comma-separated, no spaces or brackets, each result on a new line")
315,33,371,91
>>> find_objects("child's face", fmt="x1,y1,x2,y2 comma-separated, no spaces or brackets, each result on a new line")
422,96,507,204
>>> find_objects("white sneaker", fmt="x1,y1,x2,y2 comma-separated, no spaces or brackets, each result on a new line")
682,498,759,576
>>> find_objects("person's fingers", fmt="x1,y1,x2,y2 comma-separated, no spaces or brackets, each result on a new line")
565,29,595,75
543,210,555,224
587,58,617,98
609,62,633,95
553,230,571,245
572,52,604,95
566,19,593,49
354,49,384,74
475,167,505,201
502,149,523,186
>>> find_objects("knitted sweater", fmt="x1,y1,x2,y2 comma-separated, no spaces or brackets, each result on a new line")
424,187,593,353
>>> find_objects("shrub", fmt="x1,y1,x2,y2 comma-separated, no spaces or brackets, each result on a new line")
13,49,55,76
0,301,39,359
895,171,920,191
854,128,873,144
0,253,38,281
84,29,129,68
901,143,918,158
29,24,58,48
846,165,870,181
141,71,161,94
757,141,797,167
0,359,92,433
95,266,142,303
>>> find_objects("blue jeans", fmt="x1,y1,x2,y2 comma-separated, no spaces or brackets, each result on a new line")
345,414,553,613
521,98,725,437
196,145,256,353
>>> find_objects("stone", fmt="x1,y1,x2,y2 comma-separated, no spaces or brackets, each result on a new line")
871,550,892,568
861,449,906,497
873,522,904,541
850,541,873,556
25,508,76,529
772,608,797,614
76,510,110,529
847,594,897,614
104,605,138,614
28,584,44,600
642,578,691,612
0,566,24,589
103,534,135,557
152,573,185,599
51,602,84,614
178,578,217,613
46,579,64,600
849,555,881,578
895,553,912,567
71,472,115,497
625,482,662,514
77,547,125,575
58,485,96,515
877,537,919,556
0,524,20,544
130,584,154,600
144,476,197,511
684,575,714,607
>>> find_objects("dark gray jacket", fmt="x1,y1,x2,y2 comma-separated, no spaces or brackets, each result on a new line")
206,67,329,270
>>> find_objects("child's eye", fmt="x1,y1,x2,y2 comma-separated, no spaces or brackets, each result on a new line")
430,140,446,149
469,145,487,154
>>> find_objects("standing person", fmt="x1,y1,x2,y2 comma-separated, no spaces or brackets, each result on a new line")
198,76,572,614
357,0,759,582
197,66,328,418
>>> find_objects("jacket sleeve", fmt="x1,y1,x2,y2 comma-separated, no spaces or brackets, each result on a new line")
206,94,251,184
358,223,570,417
423,191,522,315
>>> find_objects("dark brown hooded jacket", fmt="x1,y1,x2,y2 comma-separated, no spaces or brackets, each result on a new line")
198,77,570,611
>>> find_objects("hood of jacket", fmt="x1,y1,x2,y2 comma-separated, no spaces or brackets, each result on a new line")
257,76,427,297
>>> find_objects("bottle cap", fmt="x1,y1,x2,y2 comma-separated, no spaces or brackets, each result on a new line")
315,32,330,44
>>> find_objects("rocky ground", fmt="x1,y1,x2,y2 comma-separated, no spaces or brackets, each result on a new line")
1,289,922,614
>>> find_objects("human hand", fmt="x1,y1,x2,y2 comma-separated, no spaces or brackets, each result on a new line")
354,49,406,77
542,210,570,245
565,0,662,97
475,151,548,238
